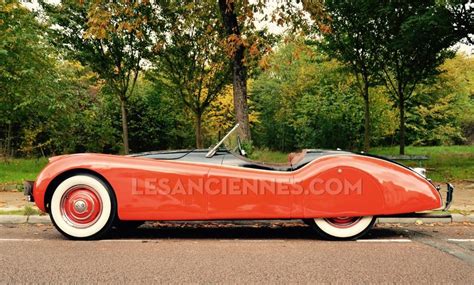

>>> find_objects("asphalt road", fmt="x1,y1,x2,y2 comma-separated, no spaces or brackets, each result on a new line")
0,221,473,284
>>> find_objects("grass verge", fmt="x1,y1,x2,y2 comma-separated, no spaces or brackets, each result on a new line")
252,145,473,181
371,145,474,182
0,145,472,185
0,158,48,185
0,205,42,216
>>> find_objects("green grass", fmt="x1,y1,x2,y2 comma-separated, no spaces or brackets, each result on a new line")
370,145,474,156
0,205,42,216
250,149,289,163
371,145,474,182
251,145,473,182
0,158,48,185
0,145,471,185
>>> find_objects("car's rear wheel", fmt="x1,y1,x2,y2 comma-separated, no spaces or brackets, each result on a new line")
49,174,116,240
308,216,375,240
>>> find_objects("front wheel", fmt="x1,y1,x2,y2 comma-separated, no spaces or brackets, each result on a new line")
49,174,116,240
308,216,376,240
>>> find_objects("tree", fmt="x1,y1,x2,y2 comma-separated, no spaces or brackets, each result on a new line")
153,1,230,148
0,1,56,157
376,1,461,154
45,61,118,155
40,0,163,154
445,0,473,45
125,76,195,152
406,54,474,145
251,39,397,151
320,0,381,152
205,83,260,144
218,0,252,141
217,0,321,142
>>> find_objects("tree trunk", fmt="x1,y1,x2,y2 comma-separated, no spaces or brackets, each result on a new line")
6,122,12,158
218,0,251,141
195,113,203,149
120,97,130,154
363,83,370,152
399,94,405,155
232,54,251,141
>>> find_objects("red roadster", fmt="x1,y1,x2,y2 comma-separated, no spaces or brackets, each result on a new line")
24,125,453,240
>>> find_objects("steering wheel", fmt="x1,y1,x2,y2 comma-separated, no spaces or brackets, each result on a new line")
237,136,246,156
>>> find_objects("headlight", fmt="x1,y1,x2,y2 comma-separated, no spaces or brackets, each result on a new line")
412,167,427,178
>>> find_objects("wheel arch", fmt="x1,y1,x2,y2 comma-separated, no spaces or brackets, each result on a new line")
296,154,441,217
44,168,116,213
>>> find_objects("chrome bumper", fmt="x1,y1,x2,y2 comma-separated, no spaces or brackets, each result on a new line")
436,183,454,211
445,183,454,211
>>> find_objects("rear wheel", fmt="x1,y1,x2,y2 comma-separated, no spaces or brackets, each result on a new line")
49,174,116,240
308,216,375,240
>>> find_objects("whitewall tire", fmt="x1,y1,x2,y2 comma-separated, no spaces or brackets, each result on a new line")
49,174,116,239
309,216,376,240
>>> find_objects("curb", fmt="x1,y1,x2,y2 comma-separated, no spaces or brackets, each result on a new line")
377,217,451,224
451,214,474,223
0,215,28,224
27,215,52,224
0,215,472,225
0,215,50,224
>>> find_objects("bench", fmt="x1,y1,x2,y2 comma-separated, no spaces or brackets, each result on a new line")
381,155,429,167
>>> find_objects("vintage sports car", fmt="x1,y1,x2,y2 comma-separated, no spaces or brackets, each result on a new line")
25,124,453,240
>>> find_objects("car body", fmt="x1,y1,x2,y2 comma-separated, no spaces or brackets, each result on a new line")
25,125,453,240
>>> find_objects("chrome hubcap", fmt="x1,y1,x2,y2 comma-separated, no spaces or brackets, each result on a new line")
60,185,102,228
74,200,87,213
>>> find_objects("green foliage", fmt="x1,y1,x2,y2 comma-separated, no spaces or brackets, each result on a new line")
320,0,385,151
322,0,467,154
126,78,195,152
406,55,474,146
251,39,397,151
0,0,472,161
0,0,125,157
40,0,161,96
44,62,119,154
40,0,165,153
444,0,473,45
152,1,230,148
0,1,57,156
9,59,119,156
375,1,462,154
368,86,399,144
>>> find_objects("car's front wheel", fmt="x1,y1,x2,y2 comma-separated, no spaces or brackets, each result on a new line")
308,216,376,240
49,174,116,240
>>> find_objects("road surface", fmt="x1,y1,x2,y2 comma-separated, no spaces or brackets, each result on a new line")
0,221,472,283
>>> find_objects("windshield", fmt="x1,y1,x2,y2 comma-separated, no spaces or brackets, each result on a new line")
206,124,240,158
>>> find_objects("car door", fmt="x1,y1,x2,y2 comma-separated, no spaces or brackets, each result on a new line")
206,154,293,219
115,154,213,221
